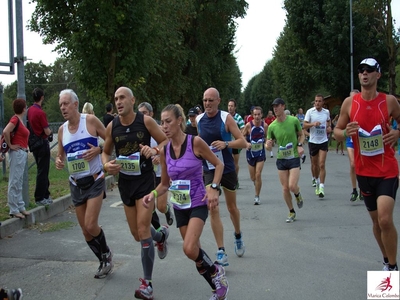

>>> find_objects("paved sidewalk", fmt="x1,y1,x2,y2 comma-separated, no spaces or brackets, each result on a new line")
0,146,399,299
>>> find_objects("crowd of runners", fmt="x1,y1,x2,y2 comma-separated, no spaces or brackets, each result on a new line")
3,57,398,300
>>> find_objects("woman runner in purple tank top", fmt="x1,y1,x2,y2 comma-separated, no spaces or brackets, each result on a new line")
142,104,229,300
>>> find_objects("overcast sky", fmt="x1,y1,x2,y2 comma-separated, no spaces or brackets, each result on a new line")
0,1,399,87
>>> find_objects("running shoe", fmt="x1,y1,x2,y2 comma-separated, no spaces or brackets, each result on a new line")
215,249,229,266
211,265,229,300
6,288,23,300
165,204,174,226
359,190,364,201
254,196,260,205
156,225,169,259
382,262,390,271
350,191,358,202
286,212,296,223
295,193,303,209
234,233,245,257
389,265,398,271
209,292,219,300
315,185,319,195
318,187,325,198
312,179,316,187
94,249,114,279
134,278,153,300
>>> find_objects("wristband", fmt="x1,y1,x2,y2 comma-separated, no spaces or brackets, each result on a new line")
343,129,348,138
153,147,160,155
103,162,108,173
152,189,158,198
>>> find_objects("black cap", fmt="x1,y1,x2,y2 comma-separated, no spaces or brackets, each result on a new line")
188,108,198,116
272,98,285,106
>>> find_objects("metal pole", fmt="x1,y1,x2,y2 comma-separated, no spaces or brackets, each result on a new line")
350,0,354,91
0,84,5,178
15,0,29,207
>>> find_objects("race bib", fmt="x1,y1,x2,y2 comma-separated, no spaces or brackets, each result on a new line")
67,150,90,176
358,125,384,156
206,146,225,170
169,180,191,209
315,125,326,137
279,142,294,159
116,152,142,176
251,141,263,152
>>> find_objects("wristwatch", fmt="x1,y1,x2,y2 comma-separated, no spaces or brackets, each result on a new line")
225,141,229,148
210,183,221,191
297,143,303,147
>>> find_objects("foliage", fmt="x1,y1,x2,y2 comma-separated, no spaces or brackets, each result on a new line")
28,0,248,114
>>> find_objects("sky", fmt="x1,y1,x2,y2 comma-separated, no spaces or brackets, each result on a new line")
0,1,399,87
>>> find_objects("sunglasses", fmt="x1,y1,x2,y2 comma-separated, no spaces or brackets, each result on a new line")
358,66,377,74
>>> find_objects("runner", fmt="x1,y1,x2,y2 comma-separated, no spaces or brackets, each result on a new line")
266,98,304,223
242,106,268,205
227,99,245,188
264,110,276,158
303,95,331,198
196,87,247,266
138,102,174,226
101,87,169,299
142,104,228,300
55,89,113,279
345,89,364,202
334,58,399,271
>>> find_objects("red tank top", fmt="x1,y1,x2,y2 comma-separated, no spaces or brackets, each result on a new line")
350,93,398,178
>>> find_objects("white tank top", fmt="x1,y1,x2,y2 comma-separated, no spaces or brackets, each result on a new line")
62,114,102,180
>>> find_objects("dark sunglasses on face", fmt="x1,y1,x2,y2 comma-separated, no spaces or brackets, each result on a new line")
358,66,377,74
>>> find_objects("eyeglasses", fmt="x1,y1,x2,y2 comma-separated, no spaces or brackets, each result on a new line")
358,66,377,74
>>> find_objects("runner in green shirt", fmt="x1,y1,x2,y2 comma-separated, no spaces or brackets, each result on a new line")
266,98,305,223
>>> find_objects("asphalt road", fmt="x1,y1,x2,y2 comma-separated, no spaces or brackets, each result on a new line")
1,145,399,300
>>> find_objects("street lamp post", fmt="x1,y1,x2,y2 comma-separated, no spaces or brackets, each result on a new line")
350,0,354,91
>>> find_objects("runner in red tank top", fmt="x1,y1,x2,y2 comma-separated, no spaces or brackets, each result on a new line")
334,58,399,272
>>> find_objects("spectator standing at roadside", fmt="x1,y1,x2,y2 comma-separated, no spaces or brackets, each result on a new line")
334,58,399,271
103,103,114,128
27,88,53,206
55,89,113,279
4,99,30,219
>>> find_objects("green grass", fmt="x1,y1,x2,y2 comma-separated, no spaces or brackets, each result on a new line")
0,154,70,222
28,221,76,232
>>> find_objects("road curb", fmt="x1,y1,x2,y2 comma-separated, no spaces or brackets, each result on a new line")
0,175,115,239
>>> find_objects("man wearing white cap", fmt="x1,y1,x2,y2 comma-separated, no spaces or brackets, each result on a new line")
334,58,399,271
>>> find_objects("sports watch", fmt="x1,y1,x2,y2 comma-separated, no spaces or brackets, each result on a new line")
210,183,221,191
297,143,303,147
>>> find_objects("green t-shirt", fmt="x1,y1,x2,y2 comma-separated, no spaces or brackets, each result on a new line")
267,116,302,159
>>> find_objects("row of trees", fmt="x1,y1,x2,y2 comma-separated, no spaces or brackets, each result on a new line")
1,0,399,123
240,0,400,115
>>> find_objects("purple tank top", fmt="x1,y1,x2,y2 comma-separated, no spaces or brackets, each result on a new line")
166,135,206,210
